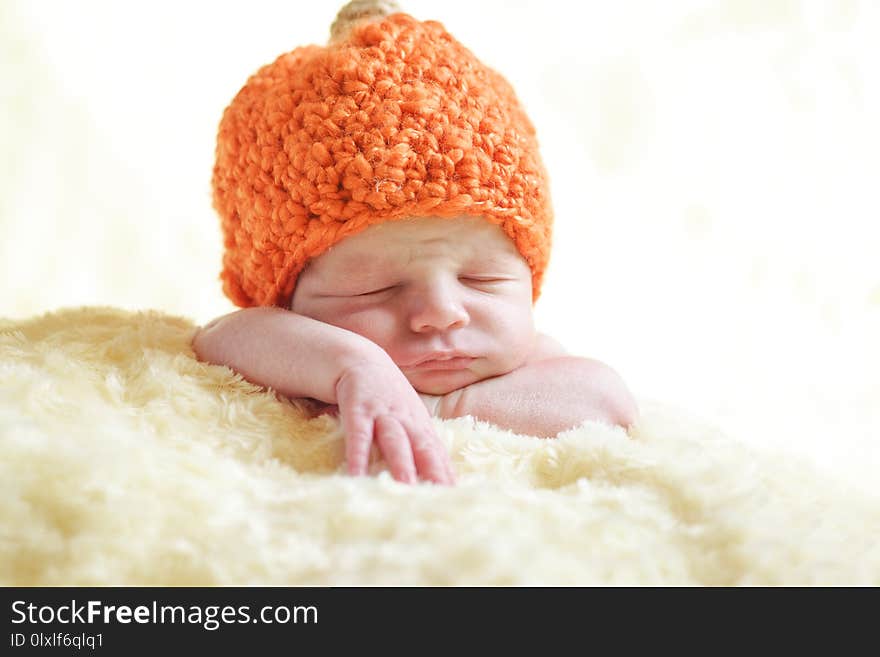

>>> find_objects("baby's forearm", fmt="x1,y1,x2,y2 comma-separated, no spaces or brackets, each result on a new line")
192,307,390,403
439,357,638,437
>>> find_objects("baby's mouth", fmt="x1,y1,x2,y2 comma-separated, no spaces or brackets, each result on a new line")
411,356,476,371
402,351,476,370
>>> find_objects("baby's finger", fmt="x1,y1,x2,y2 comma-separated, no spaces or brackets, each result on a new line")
374,415,417,484
410,427,454,485
339,408,374,477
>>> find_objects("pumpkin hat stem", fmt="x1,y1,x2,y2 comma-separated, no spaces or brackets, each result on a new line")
330,0,404,44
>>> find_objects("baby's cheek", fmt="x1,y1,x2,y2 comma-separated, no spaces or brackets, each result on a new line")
334,307,399,347
477,305,536,372
497,332,535,372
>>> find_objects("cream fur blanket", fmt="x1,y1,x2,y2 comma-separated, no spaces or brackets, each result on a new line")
2,307,878,585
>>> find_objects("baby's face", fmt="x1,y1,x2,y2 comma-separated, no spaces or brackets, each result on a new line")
291,216,536,395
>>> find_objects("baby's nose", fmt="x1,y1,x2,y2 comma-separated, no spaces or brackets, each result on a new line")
409,284,469,333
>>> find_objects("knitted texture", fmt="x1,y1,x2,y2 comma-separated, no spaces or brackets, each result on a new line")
212,12,553,307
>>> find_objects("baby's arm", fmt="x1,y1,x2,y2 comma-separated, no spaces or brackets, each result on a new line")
438,356,638,438
192,308,454,484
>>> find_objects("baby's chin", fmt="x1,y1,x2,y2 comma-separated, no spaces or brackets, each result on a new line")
405,368,483,396
405,357,521,396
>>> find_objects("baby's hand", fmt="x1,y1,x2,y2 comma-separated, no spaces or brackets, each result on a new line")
334,361,455,485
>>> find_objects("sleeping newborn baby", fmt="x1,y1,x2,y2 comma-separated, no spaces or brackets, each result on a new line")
194,215,637,485
193,1,638,485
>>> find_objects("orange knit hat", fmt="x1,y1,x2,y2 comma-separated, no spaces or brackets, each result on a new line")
212,0,553,307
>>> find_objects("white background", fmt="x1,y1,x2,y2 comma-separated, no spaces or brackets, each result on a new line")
2,0,878,482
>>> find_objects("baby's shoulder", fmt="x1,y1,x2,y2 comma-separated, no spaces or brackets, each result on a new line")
520,339,637,419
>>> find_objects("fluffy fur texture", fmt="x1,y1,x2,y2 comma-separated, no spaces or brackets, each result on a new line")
1,307,878,585
212,10,552,307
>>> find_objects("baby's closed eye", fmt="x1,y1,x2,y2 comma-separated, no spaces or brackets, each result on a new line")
353,284,399,297
458,275,510,282
457,275,518,290
314,281,398,298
